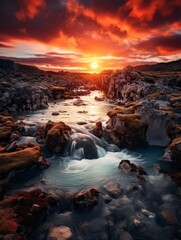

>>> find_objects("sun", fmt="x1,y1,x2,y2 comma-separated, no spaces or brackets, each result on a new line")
91,62,98,69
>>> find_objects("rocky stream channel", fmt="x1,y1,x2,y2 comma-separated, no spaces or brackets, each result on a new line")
0,67,181,240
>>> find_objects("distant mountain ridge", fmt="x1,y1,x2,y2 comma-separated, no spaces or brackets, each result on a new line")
134,59,181,72
0,57,44,75
1,57,181,75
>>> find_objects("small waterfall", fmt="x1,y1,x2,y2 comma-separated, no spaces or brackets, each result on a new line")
64,127,119,160
64,132,105,159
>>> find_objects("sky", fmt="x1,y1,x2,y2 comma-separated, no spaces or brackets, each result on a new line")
0,0,181,72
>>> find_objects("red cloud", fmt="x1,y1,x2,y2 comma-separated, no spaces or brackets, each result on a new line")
15,0,45,21
0,0,181,71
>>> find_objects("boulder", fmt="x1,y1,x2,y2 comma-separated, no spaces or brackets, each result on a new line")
52,111,60,116
73,188,100,209
0,144,44,178
73,99,86,106
106,114,147,147
49,85,66,100
65,133,98,159
90,121,103,138
95,96,104,101
137,102,171,147
103,182,123,198
49,226,73,240
0,115,15,143
45,121,72,154
118,160,147,177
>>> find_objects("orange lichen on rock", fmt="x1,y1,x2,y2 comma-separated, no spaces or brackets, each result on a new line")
0,144,42,178
0,115,15,142
46,121,72,154
107,102,142,118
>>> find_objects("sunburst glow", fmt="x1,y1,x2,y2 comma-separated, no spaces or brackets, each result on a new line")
91,62,98,69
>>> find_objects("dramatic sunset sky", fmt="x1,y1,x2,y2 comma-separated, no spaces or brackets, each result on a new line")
0,0,181,72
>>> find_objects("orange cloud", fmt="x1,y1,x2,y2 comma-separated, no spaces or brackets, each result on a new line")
15,0,45,21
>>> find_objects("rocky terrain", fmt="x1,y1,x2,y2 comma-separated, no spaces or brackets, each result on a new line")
0,58,96,113
0,59,181,239
98,66,181,182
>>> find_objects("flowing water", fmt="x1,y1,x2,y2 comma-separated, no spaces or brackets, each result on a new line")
11,91,181,240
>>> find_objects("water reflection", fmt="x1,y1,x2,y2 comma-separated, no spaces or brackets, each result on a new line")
22,91,114,125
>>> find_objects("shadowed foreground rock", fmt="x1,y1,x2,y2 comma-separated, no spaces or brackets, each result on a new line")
73,188,100,209
0,189,57,240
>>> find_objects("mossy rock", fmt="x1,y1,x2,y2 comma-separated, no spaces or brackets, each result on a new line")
46,121,72,154
0,145,42,178
107,102,142,118
0,116,15,142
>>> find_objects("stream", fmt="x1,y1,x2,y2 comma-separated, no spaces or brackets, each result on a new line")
10,91,181,240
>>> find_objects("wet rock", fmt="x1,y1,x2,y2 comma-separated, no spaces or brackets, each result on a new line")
95,96,104,101
119,231,133,240
90,121,103,138
49,226,73,240
36,125,46,143
77,121,87,125
62,192,74,210
45,121,72,154
15,120,25,133
79,218,109,239
73,99,86,106
30,204,41,213
133,208,156,227
102,194,112,204
66,133,98,159
73,188,100,209
77,110,88,114
160,211,177,225
104,182,123,198
118,160,147,178
52,111,60,116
